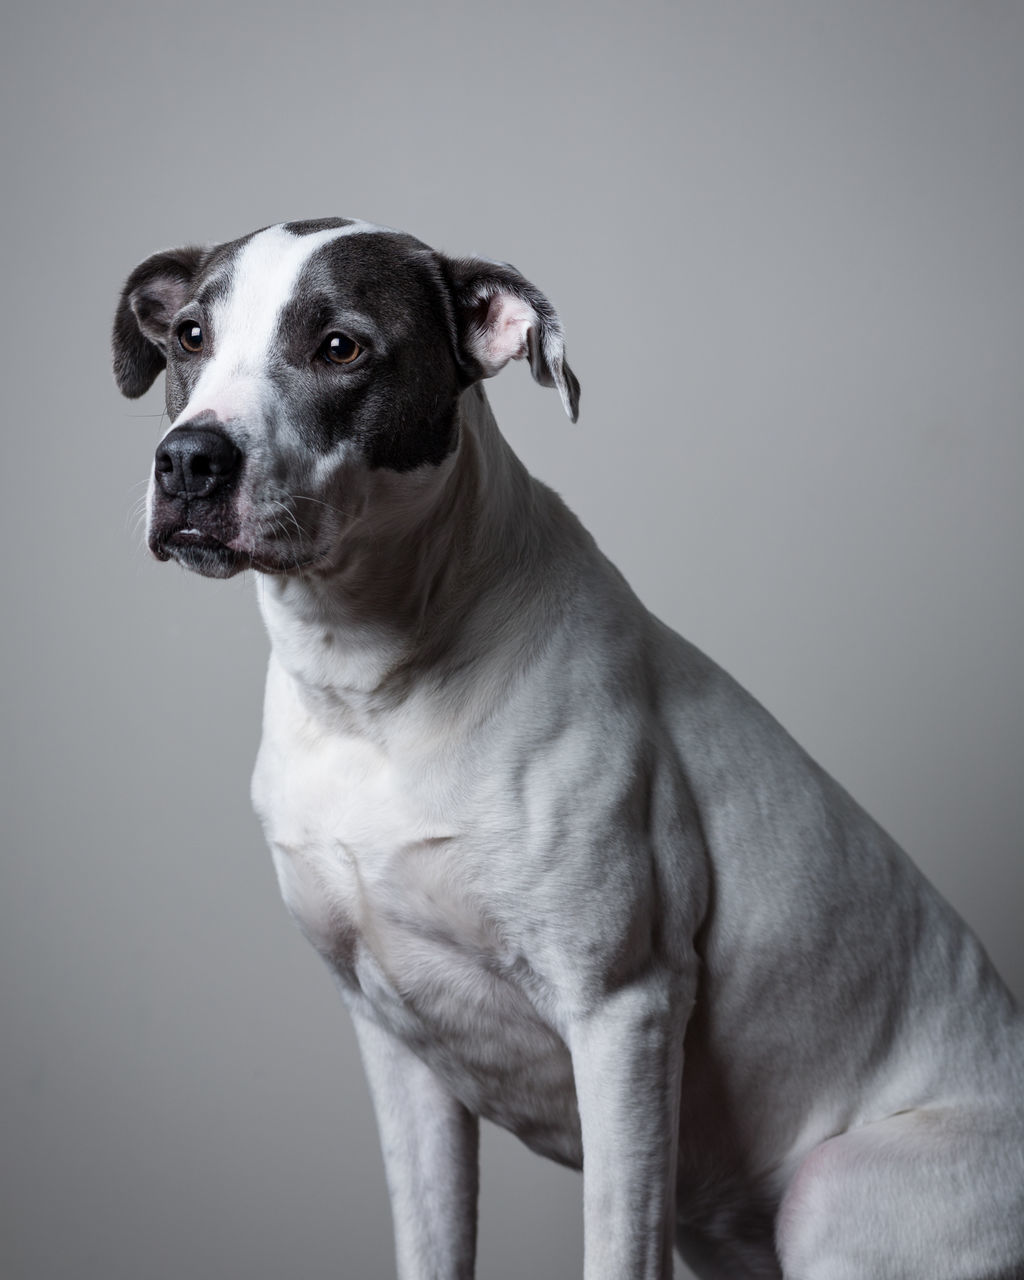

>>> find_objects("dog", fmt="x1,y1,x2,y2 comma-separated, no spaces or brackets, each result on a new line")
112,218,1024,1279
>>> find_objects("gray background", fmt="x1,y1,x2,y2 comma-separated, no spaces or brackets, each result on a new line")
2,3,1022,1277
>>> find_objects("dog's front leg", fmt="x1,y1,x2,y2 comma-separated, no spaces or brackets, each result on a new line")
568,972,690,1280
351,1009,479,1280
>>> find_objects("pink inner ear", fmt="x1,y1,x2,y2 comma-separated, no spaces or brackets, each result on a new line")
475,292,536,371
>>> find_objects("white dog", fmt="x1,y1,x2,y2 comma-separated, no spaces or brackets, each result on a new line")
113,218,1024,1279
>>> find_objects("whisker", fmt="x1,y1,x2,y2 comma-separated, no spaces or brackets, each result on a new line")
262,500,301,544
126,491,150,544
292,492,357,521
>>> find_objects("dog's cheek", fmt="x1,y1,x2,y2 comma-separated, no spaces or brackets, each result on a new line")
357,351,463,473
363,396,460,472
279,350,461,474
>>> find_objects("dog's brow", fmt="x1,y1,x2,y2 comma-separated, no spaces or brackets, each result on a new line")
193,272,232,311
285,292,384,347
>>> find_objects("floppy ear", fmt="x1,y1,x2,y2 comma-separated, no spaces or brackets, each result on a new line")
111,246,207,398
439,256,581,422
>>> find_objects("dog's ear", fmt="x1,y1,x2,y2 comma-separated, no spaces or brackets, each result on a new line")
112,246,207,398
439,256,580,423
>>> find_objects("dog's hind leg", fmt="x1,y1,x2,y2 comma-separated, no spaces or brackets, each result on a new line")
776,1106,1024,1280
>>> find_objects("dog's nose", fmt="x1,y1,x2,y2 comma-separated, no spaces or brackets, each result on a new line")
155,425,241,499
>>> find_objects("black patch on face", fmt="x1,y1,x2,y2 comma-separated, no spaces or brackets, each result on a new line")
270,232,464,472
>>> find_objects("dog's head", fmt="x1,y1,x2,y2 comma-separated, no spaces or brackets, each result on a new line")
113,218,580,578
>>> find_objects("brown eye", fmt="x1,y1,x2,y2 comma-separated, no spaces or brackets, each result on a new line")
321,333,361,365
178,322,203,354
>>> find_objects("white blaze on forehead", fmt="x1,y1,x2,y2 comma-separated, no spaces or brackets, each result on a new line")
171,220,385,429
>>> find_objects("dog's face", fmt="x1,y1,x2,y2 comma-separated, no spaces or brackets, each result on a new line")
113,218,579,578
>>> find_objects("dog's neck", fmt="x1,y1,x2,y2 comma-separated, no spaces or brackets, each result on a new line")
257,386,568,717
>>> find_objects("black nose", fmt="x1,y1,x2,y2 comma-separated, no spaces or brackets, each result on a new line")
154,425,241,499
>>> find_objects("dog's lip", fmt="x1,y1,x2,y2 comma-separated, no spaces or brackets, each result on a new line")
161,527,227,551
150,525,230,564
152,526,319,575
164,525,222,542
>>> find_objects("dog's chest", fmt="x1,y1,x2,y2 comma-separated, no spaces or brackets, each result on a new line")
251,663,574,1134
254,679,480,964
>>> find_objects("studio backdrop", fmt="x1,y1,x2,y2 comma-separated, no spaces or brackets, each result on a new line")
3,3,1022,1277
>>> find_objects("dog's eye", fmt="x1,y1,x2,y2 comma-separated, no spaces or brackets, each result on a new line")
321,333,362,366
177,322,204,354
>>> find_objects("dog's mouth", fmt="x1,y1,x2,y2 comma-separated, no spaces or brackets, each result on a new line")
152,527,247,579
147,465,332,579
151,524,318,579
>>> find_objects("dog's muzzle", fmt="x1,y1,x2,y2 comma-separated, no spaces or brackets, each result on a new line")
149,421,249,577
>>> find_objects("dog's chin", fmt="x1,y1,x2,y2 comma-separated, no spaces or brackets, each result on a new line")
153,531,250,579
